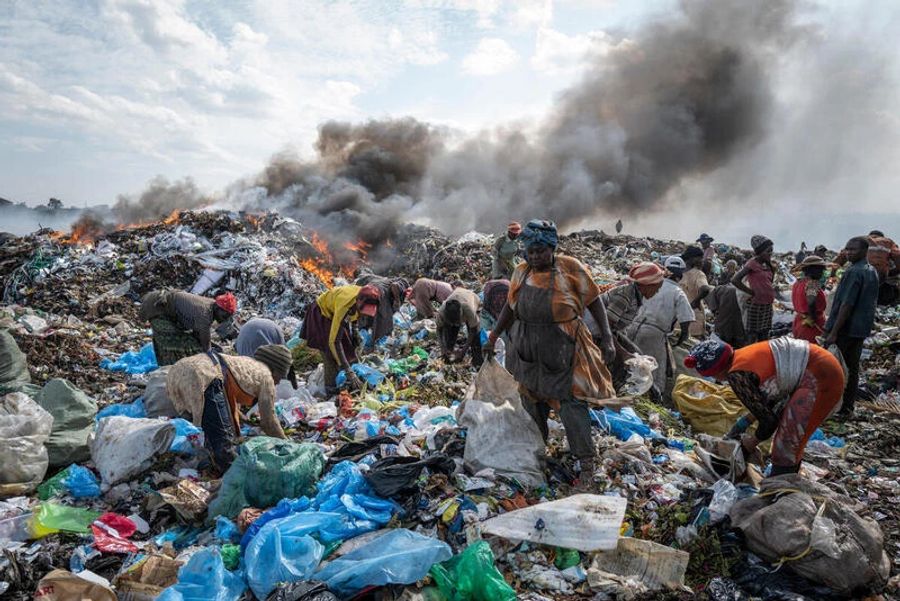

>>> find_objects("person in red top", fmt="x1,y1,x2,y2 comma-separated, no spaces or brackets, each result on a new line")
732,235,776,343
685,338,844,475
834,230,900,305
790,256,828,343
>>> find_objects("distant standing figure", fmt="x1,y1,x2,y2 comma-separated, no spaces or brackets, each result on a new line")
408,278,453,319
680,246,712,338
732,235,776,343
615,219,623,234
697,233,716,275
790,256,828,344
491,222,523,280
235,317,286,357
140,289,237,366
823,236,879,417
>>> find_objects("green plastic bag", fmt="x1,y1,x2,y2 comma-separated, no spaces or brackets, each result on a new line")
35,378,97,468
0,330,40,396
430,541,516,601
37,469,69,500
220,544,241,570
33,502,101,537
207,437,326,520
554,547,581,570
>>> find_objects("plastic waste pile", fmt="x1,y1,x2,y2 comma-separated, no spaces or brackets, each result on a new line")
1,209,898,600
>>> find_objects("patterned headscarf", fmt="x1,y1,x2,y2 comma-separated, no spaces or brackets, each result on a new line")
628,262,665,285
684,339,734,376
520,219,558,250
751,235,773,254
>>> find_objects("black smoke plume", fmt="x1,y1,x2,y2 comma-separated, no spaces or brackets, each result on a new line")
235,0,796,241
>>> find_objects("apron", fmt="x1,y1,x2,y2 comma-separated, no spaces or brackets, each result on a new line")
507,265,577,402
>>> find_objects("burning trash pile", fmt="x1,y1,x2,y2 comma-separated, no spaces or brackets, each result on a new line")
0,209,898,601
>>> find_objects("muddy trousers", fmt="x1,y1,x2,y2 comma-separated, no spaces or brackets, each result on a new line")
522,396,593,460
201,379,237,472
835,334,864,414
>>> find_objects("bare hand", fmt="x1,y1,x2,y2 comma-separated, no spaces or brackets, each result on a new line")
601,340,616,365
347,372,363,390
740,433,759,453
823,330,837,347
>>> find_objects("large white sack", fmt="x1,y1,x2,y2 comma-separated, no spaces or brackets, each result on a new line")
90,416,175,490
458,359,545,487
0,392,54,497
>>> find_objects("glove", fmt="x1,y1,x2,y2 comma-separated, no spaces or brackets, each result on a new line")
725,415,751,440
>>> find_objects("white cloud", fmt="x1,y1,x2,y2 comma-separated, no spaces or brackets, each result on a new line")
510,0,553,29
531,26,619,75
462,37,520,75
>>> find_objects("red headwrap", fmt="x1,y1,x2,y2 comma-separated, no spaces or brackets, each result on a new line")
214,292,237,314
628,262,665,285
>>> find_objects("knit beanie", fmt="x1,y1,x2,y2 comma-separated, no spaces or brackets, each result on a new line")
254,344,293,383
684,340,734,377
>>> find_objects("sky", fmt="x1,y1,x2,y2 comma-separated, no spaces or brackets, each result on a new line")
1,0,898,248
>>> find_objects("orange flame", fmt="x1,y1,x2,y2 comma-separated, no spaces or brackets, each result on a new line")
299,258,336,288
244,213,265,230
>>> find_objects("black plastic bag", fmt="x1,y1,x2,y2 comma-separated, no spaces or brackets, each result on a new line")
265,580,339,601
329,435,399,463
364,454,456,499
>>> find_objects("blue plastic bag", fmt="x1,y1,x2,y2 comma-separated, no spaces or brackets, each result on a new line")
169,418,203,455
241,462,399,552
96,398,147,421
214,516,241,544
591,407,662,441
336,364,385,388
244,512,335,599
157,547,246,601
359,329,373,348
314,529,452,597
65,465,101,498
809,428,845,448
99,343,158,374
240,497,312,552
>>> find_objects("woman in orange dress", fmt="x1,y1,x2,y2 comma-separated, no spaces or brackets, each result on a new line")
685,338,844,475
486,220,616,479
790,256,828,343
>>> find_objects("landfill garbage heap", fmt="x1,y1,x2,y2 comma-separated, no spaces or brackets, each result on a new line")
1,209,898,600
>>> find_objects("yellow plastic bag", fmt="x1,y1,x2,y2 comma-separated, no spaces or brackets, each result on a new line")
672,375,745,437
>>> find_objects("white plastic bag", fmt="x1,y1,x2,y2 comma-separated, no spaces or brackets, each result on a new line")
621,355,658,396
481,494,627,552
90,417,176,490
0,392,54,496
307,364,326,398
458,360,545,487
708,479,738,523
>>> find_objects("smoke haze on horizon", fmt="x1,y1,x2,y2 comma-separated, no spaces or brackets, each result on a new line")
1,0,898,249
